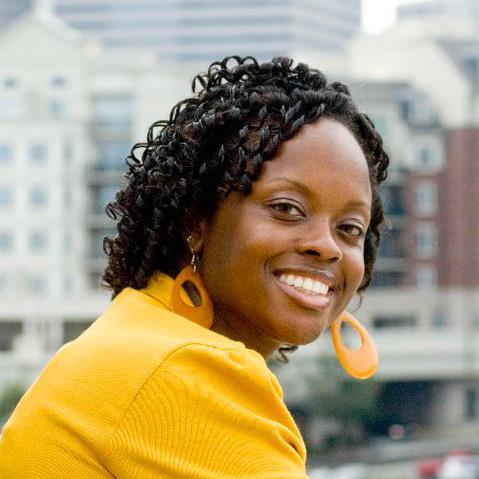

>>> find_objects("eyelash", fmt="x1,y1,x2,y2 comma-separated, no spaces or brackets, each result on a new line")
269,201,366,237
269,200,304,218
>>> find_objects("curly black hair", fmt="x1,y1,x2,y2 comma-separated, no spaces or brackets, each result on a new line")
102,56,389,361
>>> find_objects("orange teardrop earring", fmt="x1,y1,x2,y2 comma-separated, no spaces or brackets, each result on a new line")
170,237,214,329
330,311,378,380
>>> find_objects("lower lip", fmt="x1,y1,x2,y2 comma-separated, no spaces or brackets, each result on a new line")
273,276,333,311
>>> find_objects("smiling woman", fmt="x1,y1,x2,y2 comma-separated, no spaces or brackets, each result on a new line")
0,56,389,478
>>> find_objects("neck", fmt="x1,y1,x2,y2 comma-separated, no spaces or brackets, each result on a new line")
210,306,281,361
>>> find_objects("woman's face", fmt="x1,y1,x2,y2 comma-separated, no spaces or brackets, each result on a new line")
198,118,372,359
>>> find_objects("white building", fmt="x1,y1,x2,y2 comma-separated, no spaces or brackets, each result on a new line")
343,16,479,128
0,10,192,386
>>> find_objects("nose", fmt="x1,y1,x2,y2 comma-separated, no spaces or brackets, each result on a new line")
296,219,343,262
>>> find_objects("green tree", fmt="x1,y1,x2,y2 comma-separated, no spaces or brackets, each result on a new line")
304,354,382,449
0,383,25,427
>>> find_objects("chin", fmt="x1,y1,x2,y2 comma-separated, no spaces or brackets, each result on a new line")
277,318,329,347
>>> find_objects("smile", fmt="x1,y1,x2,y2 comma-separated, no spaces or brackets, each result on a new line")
278,273,329,294
273,273,334,311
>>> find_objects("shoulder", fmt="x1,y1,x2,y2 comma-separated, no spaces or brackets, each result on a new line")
105,342,308,476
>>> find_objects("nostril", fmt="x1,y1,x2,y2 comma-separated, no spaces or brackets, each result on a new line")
304,249,321,257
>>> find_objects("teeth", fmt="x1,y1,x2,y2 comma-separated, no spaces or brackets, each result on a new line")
293,277,303,288
278,273,330,295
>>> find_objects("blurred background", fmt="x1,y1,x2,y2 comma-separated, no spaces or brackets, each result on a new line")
0,0,478,477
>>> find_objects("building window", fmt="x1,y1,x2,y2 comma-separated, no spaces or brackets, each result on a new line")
29,187,48,207
431,309,447,328
26,273,47,294
97,142,130,171
381,184,405,216
93,95,132,135
0,187,12,207
29,143,48,164
416,223,437,258
62,320,92,343
465,388,477,420
378,226,406,259
0,144,12,163
50,98,68,117
3,77,17,89
63,140,73,163
372,314,417,329
371,271,403,288
416,181,437,216
0,232,13,252
0,321,23,352
417,145,438,171
94,185,118,214
29,232,48,251
51,76,67,88
417,265,437,288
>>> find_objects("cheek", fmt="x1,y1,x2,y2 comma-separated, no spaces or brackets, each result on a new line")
200,206,283,299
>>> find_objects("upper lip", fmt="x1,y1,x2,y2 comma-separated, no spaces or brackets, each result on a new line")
273,267,339,291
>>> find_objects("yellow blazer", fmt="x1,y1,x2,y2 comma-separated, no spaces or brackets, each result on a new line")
0,273,308,478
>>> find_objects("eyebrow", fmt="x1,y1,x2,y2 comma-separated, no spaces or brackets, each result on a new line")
267,176,372,212
267,177,310,195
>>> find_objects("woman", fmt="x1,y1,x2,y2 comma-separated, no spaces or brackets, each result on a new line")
0,56,388,478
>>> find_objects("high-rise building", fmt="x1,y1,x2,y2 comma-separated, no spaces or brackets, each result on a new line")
398,0,479,31
50,0,361,63
0,0,34,29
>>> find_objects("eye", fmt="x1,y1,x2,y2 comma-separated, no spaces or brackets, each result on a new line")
341,223,365,238
269,200,304,218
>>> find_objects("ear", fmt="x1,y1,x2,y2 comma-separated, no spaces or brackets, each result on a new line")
185,218,209,254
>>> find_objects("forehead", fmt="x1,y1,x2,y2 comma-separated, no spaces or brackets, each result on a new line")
257,118,372,203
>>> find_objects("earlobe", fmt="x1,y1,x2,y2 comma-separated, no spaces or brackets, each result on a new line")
185,218,209,253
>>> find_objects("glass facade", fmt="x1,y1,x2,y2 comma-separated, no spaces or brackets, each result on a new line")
54,0,359,61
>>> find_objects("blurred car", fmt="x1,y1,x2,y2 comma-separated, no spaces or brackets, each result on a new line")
436,455,479,479
416,457,443,478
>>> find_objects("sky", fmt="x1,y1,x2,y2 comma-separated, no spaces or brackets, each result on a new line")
362,0,433,33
